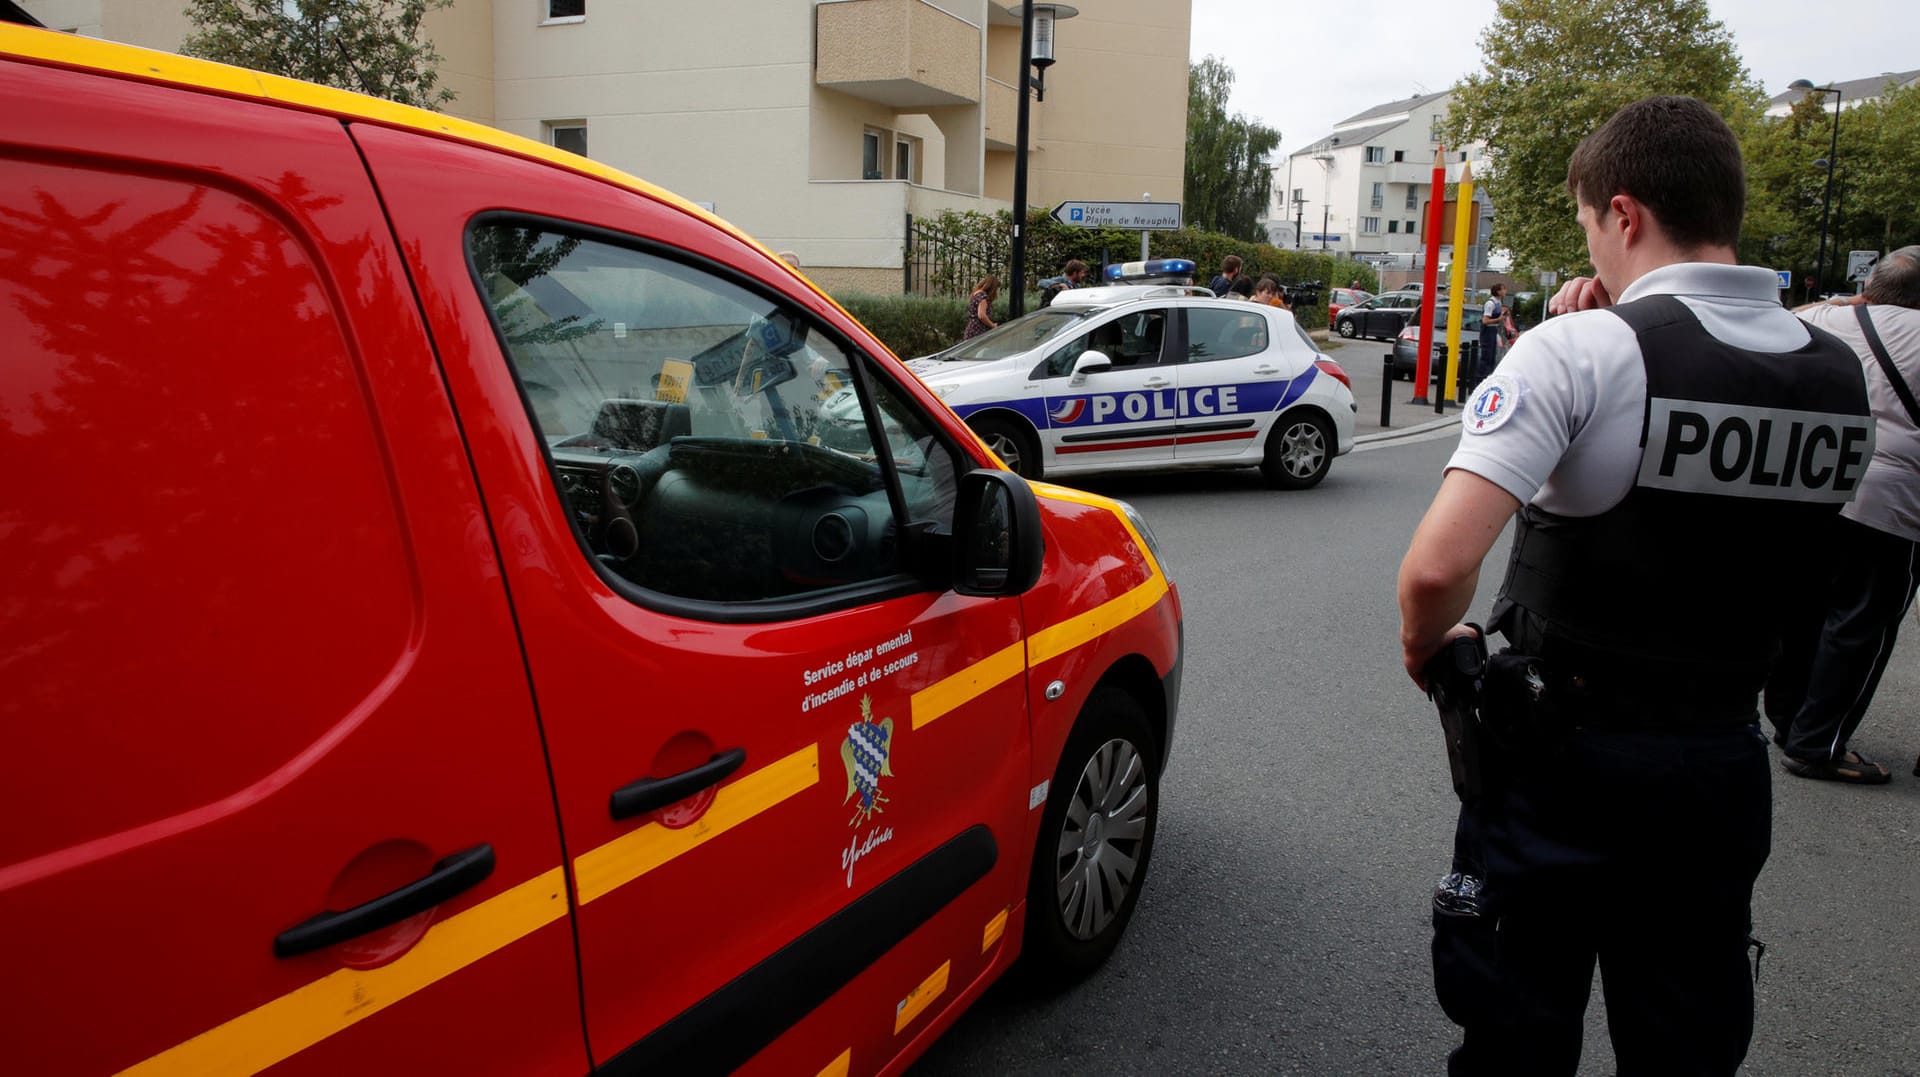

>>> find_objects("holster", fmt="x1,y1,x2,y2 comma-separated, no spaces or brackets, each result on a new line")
1423,629,1490,803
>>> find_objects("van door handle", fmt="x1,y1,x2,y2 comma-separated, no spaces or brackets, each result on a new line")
273,844,494,958
1142,377,1171,389
610,749,747,821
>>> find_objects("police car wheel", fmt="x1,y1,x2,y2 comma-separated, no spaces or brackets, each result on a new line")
971,415,1041,479
1336,318,1357,338
1261,412,1334,490
1022,687,1159,984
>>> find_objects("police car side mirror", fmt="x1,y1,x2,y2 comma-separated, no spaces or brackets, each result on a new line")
1069,350,1112,385
950,469,1044,597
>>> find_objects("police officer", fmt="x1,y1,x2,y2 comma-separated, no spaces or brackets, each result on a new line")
1397,96,1873,1075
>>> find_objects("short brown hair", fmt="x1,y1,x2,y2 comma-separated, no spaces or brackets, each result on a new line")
1565,95,1745,251
1221,255,1242,274
1064,259,1088,278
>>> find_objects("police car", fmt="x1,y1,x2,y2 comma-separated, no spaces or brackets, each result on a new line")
909,262,1357,488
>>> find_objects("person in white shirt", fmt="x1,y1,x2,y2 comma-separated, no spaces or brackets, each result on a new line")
1766,246,1920,782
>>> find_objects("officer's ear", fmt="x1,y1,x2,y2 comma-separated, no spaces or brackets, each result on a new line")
1610,194,1650,249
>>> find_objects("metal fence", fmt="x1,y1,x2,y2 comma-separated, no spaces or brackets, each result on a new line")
902,213,1007,297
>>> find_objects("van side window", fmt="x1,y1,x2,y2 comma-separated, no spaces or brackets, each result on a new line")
468,223,957,605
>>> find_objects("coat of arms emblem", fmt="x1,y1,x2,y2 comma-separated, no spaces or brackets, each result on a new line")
840,695,896,827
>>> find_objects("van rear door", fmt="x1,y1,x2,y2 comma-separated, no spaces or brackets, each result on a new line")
0,62,583,1075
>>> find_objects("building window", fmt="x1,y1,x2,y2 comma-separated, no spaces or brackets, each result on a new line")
1292,187,1303,204
1393,149,1406,163
1370,182,1384,210
894,138,917,184
1361,216,1381,234
1459,151,1469,163
1388,220,1400,234
862,130,883,180
1406,219,1418,233
1431,118,1442,142
543,0,584,22
545,122,587,157
1364,146,1385,164
1406,188,1418,210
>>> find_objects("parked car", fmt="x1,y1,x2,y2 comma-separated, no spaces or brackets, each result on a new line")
1334,290,1427,340
1328,287,1372,322
0,18,1185,1077
1390,304,1487,381
909,283,1358,489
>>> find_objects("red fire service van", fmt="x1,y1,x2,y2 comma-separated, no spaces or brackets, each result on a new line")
0,19,1183,1077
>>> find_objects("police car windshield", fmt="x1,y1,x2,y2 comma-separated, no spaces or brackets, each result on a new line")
937,310,1085,361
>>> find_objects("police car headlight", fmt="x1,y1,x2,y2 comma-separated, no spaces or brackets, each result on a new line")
1114,499,1169,578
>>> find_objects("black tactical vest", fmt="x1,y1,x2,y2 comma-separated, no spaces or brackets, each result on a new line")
1493,295,1873,710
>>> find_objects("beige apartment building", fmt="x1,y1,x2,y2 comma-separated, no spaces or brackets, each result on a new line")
24,0,1190,294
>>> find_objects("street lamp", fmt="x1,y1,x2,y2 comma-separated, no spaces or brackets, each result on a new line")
1789,78,1842,300
1291,192,1306,250
1008,2,1078,318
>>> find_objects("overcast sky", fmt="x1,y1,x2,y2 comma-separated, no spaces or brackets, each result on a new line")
1190,0,1920,161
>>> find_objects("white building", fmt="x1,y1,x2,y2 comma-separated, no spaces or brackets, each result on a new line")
1263,90,1489,270
20,0,1191,295
1765,69,1919,118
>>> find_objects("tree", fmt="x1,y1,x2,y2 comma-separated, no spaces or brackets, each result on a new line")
1184,57,1281,243
1441,0,1759,276
182,0,456,111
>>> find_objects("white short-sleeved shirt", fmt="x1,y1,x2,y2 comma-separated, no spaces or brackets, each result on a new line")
1799,302,1920,541
1445,263,1816,516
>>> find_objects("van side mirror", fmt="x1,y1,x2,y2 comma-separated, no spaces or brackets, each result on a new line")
951,469,1044,597
1069,350,1112,385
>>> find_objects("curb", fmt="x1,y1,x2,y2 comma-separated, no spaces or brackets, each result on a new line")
1355,413,1459,445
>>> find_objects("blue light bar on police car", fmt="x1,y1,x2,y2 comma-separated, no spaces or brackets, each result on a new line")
1104,258,1196,283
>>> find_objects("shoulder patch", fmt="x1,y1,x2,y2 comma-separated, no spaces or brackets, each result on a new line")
1464,374,1522,435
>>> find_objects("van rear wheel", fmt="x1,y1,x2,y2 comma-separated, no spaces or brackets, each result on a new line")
1021,687,1158,985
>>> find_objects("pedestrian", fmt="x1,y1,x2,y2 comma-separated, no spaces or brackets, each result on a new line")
1208,254,1242,297
1396,96,1873,1075
1765,246,1920,783
1037,259,1088,308
1227,275,1255,301
1253,275,1290,310
1478,283,1508,380
962,275,999,339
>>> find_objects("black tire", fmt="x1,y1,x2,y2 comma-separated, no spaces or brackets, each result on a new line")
1260,411,1335,489
970,414,1042,480
1336,317,1357,339
1021,687,1159,986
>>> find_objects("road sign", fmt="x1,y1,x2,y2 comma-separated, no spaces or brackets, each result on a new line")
1539,270,1559,288
1847,250,1879,283
1306,233,1343,244
1050,201,1183,230
1775,269,1792,290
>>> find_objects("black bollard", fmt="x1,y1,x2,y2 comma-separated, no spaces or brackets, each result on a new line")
1380,354,1393,428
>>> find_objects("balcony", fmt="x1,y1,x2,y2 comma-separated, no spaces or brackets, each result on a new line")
816,0,980,109
984,76,1019,151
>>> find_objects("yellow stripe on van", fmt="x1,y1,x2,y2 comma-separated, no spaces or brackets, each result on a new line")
573,744,819,904
117,868,569,1077
1026,576,1170,668
815,1049,852,1077
910,641,1025,729
892,961,950,1035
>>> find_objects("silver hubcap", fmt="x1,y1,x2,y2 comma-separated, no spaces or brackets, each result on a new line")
983,429,1024,474
1055,737,1150,940
1338,321,1355,337
1279,421,1326,479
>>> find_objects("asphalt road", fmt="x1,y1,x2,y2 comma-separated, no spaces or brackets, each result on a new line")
913,433,1920,1076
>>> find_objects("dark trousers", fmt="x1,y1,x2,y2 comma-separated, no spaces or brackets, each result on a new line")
1765,516,1920,762
1434,725,1771,1076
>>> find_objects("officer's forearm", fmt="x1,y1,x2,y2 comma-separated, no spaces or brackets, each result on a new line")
1398,564,1480,673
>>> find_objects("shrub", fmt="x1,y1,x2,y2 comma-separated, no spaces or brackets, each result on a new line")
835,293,969,359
